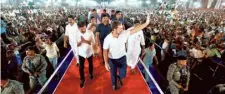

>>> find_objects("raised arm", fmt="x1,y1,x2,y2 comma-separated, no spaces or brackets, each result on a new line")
130,13,150,35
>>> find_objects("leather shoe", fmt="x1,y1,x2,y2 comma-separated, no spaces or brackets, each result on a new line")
90,75,94,80
113,85,117,90
80,80,85,88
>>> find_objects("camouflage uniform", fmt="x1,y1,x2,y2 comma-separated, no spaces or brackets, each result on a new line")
22,54,47,91
167,62,190,94
1,79,25,94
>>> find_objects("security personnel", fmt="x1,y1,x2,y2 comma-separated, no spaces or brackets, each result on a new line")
1,71,25,94
167,55,190,94
21,46,48,93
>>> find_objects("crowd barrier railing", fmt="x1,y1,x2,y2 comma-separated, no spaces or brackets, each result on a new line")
138,58,164,94
38,49,72,94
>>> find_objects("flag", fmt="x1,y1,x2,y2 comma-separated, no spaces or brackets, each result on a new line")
167,0,175,10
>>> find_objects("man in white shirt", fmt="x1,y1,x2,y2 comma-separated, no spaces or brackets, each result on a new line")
126,19,145,74
64,15,79,66
76,21,95,88
103,13,150,90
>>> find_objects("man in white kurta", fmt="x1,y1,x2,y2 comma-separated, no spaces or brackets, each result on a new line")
126,30,145,73
64,15,79,65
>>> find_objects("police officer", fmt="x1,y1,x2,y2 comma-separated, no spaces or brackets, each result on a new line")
167,55,190,94
1,71,25,94
21,46,48,93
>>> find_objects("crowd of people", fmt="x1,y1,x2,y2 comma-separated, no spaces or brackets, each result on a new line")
1,5,225,94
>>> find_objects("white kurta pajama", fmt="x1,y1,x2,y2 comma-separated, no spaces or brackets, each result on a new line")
65,23,80,63
126,30,145,69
